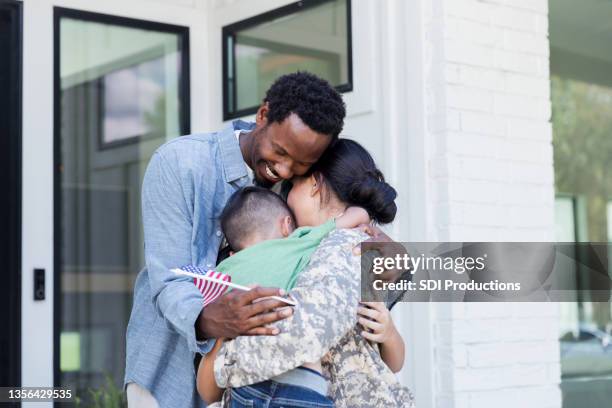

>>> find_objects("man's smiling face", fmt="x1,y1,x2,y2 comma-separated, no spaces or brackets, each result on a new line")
246,110,332,187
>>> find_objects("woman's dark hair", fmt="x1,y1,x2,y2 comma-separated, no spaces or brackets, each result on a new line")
308,139,397,224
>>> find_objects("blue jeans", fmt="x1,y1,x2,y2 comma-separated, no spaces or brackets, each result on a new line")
229,381,334,408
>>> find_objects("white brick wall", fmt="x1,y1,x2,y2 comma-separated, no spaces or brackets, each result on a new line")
420,0,561,406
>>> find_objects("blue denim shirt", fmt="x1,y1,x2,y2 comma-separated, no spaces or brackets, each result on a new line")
125,120,254,408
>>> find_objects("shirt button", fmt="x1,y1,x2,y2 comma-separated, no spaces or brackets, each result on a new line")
216,230,222,237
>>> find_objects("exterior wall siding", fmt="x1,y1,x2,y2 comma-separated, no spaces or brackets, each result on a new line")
422,0,561,406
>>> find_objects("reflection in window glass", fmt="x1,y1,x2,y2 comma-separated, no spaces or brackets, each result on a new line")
224,0,351,118
550,1,612,406
56,10,188,404
102,57,168,145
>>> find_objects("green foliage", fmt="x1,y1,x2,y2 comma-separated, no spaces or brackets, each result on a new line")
75,374,126,408
551,75,612,242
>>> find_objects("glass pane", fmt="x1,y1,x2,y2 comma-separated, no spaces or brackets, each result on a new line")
550,1,612,406
57,12,187,404
227,0,349,114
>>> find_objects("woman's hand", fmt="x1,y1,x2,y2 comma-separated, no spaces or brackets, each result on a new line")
357,301,396,343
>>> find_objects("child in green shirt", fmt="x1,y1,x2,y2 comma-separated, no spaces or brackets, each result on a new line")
193,186,369,405
214,186,369,291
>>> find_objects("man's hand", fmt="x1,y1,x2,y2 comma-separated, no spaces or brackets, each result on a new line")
354,224,408,283
196,287,293,339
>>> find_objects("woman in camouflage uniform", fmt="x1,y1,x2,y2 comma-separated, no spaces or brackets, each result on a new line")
212,139,416,407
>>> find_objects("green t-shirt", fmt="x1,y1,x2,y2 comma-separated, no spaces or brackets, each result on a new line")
216,219,336,291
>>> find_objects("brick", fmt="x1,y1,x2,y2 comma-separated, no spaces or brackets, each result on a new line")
446,39,495,68
494,49,543,75
444,0,493,24
514,386,562,408
453,366,512,391
503,29,549,56
445,132,502,158
504,73,550,98
446,179,501,204
513,303,559,318
506,119,552,141
470,388,517,408
447,65,505,91
497,139,552,163
494,93,550,119
444,16,503,47
447,85,494,112
464,302,511,319
482,0,547,14
460,112,505,136
492,7,538,32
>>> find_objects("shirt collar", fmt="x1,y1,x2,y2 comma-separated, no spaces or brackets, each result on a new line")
218,120,255,183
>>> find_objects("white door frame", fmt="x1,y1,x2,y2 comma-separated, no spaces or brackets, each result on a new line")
20,1,209,405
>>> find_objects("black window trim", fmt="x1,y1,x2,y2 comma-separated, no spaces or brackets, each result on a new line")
0,0,22,395
52,6,191,390
222,0,353,121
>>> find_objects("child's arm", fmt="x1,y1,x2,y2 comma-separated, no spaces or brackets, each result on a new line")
196,338,225,404
336,207,370,229
357,301,405,373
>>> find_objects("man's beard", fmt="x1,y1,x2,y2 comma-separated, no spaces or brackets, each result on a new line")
253,175,274,188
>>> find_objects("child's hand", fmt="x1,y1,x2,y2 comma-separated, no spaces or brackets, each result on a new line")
336,207,370,229
357,301,396,343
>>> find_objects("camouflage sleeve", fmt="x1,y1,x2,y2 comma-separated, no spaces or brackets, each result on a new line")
214,229,367,388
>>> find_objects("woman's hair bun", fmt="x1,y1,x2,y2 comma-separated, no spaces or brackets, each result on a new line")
309,138,398,224
347,172,397,224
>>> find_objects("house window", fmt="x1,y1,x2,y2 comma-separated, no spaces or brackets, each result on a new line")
222,0,352,120
54,8,189,403
550,1,612,406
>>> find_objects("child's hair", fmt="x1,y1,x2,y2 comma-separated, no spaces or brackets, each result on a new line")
308,138,397,224
220,186,294,251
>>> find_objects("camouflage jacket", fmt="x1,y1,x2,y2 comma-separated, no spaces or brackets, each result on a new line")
213,228,415,407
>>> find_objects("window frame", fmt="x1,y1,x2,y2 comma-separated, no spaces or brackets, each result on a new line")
52,6,191,388
221,0,353,120
0,0,22,392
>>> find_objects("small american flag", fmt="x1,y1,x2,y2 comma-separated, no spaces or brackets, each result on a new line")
179,265,231,307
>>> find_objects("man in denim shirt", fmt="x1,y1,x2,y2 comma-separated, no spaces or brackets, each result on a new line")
124,73,347,407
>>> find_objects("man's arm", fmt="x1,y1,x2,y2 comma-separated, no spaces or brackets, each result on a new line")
142,150,211,353
214,230,365,388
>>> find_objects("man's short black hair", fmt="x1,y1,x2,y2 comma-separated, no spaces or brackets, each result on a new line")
264,71,346,138
220,186,294,251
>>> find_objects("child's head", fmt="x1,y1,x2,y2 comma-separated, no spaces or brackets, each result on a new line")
221,186,296,252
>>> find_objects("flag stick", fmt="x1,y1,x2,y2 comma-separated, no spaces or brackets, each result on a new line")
171,268,296,306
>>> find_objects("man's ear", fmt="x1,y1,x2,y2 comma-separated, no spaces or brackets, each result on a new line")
255,102,269,127
280,215,294,238
229,250,235,257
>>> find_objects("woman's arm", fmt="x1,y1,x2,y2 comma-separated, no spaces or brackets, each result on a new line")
214,229,367,388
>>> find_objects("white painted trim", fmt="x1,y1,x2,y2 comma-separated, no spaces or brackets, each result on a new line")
20,1,210,404
21,3,55,406
381,0,436,406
